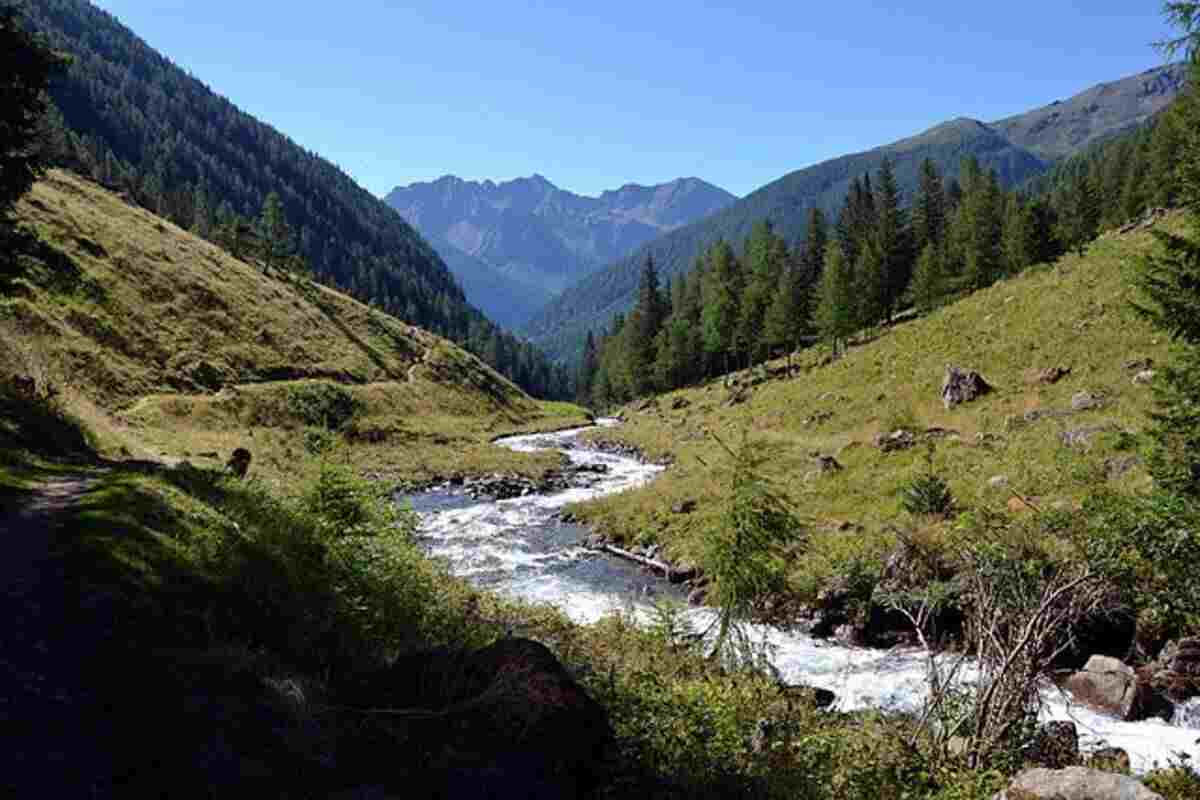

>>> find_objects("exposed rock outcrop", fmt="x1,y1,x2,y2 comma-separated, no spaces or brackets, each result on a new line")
941,366,993,410
992,767,1163,800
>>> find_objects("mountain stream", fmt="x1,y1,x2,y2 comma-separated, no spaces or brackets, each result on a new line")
410,421,1199,773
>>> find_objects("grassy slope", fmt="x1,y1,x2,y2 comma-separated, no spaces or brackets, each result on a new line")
0,171,589,489
571,215,1181,595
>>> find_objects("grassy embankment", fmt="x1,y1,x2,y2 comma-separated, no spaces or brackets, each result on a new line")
571,216,1181,600
0,170,589,494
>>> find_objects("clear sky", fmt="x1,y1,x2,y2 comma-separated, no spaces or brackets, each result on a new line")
90,1,1173,199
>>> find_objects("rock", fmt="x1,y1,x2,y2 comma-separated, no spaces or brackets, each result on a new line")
1026,721,1079,769
874,429,917,453
1132,369,1157,386
1064,655,1157,720
226,448,252,478
1104,455,1141,480
1087,747,1131,773
1070,391,1105,412
941,365,993,410
1024,408,1075,423
687,586,707,606
1028,366,1072,385
1059,424,1117,449
1007,495,1042,514
339,639,613,795
670,396,690,410
992,767,1163,800
779,684,837,710
1123,357,1155,372
1151,637,1200,702
988,475,1010,489
671,500,697,515
810,454,843,473
1170,637,1200,677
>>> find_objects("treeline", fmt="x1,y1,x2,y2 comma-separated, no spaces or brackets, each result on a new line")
581,108,1190,407
18,0,570,399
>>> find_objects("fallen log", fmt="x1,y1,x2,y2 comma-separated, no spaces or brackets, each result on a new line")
595,544,696,583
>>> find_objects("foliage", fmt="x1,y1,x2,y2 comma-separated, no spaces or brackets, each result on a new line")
699,432,802,670
901,471,955,517
0,2,64,218
300,458,404,539
286,382,359,431
1083,489,1200,635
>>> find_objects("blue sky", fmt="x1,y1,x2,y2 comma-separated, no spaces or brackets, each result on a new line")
91,1,1173,199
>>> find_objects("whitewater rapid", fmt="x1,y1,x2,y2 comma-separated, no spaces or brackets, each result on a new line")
411,422,1199,773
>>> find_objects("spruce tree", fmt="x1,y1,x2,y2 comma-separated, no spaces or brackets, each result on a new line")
1135,47,1200,497
814,241,856,355
909,242,946,313
258,191,295,270
578,331,599,405
1,4,64,218
873,157,912,319
913,158,947,254
701,240,744,375
627,254,665,395
1059,173,1100,258
739,221,787,367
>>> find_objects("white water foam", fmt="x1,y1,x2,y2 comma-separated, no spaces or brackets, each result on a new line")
413,420,1200,772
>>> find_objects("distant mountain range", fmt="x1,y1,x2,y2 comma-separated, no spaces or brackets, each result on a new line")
522,63,1187,363
385,175,736,327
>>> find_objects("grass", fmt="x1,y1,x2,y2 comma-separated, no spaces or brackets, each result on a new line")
4,174,1198,797
1,171,591,489
569,216,1184,599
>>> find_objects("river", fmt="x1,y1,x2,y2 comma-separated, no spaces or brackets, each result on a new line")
410,421,1199,773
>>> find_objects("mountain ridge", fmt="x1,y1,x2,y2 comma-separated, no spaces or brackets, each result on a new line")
385,174,736,327
522,63,1186,363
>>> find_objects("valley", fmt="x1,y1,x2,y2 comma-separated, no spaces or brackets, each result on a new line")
3,1,1200,798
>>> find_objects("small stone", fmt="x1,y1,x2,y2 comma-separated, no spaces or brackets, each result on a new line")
810,455,843,473
1132,370,1156,385
987,475,1010,489
1070,391,1105,412
670,500,697,514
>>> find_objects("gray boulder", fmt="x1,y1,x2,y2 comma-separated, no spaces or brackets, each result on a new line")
1064,655,1156,720
992,767,1163,800
942,365,993,410
1070,391,1105,412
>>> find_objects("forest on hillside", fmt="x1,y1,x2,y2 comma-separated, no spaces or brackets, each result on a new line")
16,0,571,399
580,110,1190,407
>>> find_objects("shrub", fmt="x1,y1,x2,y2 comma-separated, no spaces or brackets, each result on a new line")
901,472,955,516
901,444,955,516
285,382,358,430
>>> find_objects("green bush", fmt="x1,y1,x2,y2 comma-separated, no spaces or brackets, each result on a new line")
286,382,359,430
901,472,955,516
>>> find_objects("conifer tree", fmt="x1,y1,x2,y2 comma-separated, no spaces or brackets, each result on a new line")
259,191,295,270
814,241,856,356
909,242,947,313
800,207,829,286
701,240,744,375
873,157,912,319
739,221,788,367
913,158,947,255
1059,173,1100,257
577,331,599,405
626,254,666,395
1134,44,1200,497
1,4,65,218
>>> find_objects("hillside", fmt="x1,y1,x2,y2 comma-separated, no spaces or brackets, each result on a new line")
1,171,589,485
385,175,735,327
524,64,1186,363
568,213,1178,596
17,0,567,398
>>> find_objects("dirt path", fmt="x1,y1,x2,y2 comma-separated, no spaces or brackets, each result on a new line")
0,474,118,796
